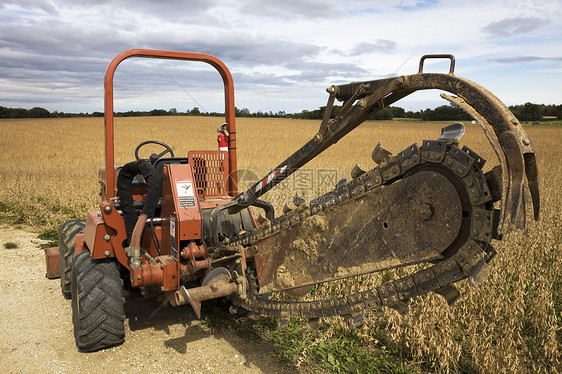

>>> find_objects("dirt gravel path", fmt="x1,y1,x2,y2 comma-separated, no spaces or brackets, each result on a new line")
0,225,297,374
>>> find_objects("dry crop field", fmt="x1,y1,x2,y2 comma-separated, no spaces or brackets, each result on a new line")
0,116,560,372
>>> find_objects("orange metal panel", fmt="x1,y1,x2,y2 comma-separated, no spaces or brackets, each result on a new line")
83,204,129,267
161,164,203,260
130,255,178,291
99,201,129,267
160,255,179,291
141,226,162,258
83,211,104,251
44,247,60,279
86,215,113,260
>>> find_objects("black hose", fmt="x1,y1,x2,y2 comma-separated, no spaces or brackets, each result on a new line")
117,160,161,243
150,218,161,256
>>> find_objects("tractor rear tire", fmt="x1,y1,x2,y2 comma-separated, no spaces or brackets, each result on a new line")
59,219,86,299
71,250,125,352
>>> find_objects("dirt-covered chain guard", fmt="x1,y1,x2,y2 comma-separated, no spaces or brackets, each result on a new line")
253,168,467,294
225,56,539,318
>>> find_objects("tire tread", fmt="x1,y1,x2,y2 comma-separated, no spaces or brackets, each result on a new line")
59,219,86,299
71,251,125,352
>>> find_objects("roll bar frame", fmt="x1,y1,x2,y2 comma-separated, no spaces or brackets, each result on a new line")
104,49,238,198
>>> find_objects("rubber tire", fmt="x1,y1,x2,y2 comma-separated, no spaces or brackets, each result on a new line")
59,219,86,299
71,250,125,352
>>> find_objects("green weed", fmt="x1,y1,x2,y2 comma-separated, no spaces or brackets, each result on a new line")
0,201,10,213
245,318,418,373
199,301,235,332
38,228,59,249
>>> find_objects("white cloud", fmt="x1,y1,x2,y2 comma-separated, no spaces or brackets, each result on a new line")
0,0,561,113
483,17,550,37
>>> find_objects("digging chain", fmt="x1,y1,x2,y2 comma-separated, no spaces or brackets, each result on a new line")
229,139,498,319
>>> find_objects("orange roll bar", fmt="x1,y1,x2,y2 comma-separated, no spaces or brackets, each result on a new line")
104,49,238,198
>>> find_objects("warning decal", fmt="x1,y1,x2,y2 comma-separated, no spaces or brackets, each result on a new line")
176,180,196,208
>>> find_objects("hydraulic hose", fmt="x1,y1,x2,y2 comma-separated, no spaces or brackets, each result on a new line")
117,160,161,253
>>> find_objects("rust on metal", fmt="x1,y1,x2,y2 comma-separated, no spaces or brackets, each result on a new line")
175,269,238,318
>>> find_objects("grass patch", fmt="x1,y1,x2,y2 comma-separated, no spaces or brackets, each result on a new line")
0,201,11,213
38,228,58,241
0,200,40,226
200,301,234,332
4,242,18,249
38,228,59,249
0,198,77,231
200,305,423,374
0,201,18,225
252,318,418,373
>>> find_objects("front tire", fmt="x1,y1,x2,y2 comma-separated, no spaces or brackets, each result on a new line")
71,250,125,352
59,219,86,299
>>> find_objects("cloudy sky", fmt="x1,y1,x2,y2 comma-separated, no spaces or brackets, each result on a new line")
1,0,561,114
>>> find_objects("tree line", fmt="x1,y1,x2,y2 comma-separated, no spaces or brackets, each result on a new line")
290,103,562,122
2,102,561,122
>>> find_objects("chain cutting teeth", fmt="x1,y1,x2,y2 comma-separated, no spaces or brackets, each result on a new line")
232,125,503,321
257,214,269,225
351,163,366,179
371,141,392,164
293,191,306,206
